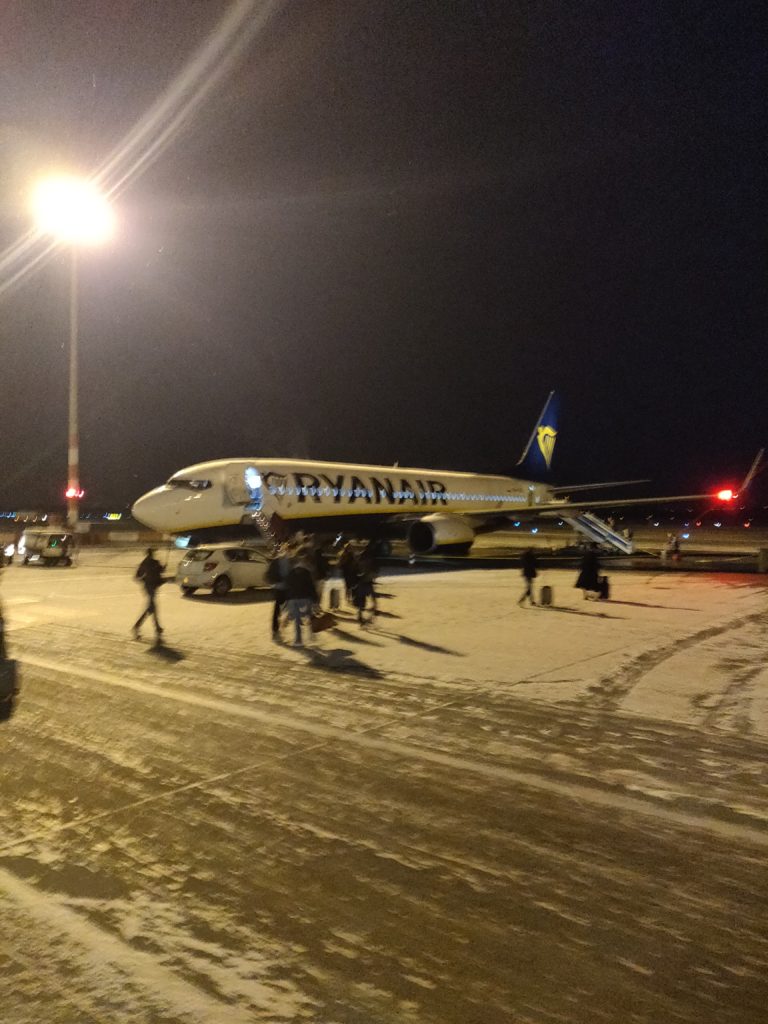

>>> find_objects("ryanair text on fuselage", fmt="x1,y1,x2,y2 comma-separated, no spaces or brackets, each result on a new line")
262,471,525,507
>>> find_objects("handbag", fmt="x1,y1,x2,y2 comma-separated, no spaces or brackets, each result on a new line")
311,609,337,633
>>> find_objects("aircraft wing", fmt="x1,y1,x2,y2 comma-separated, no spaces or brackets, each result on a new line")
456,494,712,519
531,493,712,516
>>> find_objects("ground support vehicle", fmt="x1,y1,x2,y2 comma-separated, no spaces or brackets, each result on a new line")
18,528,75,567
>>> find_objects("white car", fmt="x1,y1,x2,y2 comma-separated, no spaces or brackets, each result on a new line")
175,545,270,597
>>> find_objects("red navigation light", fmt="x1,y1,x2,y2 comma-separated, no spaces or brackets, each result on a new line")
716,488,736,502
65,487,85,499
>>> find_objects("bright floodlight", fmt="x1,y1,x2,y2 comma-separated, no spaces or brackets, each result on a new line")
32,176,114,245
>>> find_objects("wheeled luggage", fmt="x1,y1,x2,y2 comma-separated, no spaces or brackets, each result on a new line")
539,584,553,606
599,576,610,600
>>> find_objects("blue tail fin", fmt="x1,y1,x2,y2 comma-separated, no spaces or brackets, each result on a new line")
516,391,559,480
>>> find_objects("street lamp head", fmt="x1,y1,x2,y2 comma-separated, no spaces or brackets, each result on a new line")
32,175,114,246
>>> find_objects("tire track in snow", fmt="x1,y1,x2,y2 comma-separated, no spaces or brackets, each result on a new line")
583,609,768,711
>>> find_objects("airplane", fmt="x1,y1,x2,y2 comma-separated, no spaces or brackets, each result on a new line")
131,392,734,555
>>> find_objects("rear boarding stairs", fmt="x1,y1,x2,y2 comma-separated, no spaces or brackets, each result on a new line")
561,512,634,554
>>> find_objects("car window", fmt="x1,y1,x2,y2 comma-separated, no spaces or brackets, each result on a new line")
225,549,246,561
188,549,213,562
246,550,266,562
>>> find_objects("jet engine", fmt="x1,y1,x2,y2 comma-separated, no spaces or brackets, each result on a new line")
408,514,475,555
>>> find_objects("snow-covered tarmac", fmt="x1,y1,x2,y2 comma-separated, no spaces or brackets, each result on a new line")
6,551,768,735
0,553,767,1022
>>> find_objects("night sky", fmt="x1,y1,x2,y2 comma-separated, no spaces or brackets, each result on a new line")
0,0,765,510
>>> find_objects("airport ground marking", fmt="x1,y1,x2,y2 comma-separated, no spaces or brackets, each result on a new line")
15,653,768,852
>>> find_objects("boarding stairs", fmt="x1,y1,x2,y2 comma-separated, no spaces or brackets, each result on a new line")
563,512,634,554
241,506,281,551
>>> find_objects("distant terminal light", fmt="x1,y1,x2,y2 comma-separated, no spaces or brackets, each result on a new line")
65,487,85,499
716,488,736,501
103,512,123,521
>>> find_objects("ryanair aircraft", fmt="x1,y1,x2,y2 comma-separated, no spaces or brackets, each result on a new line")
131,393,708,555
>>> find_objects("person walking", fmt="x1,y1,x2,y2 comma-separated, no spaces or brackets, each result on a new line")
306,536,329,585
338,541,359,604
575,544,600,600
284,553,318,647
133,547,165,641
266,543,292,642
666,532,681,563
518,547,538,606
353,545,378,625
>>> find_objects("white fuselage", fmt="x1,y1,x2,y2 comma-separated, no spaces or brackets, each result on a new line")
132,458,555,536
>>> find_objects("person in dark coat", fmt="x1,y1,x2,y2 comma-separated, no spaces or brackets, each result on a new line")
315,548,329,581
338,541,359,604
353,544,379,625
284,556,318,646
518,548,538,606
266,543,292,642
133,547,165,640
575,544,600,599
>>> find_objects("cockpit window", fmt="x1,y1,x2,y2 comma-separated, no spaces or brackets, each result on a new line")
167,478,212,490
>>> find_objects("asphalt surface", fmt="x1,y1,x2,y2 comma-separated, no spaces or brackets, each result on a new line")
0,560,767,1023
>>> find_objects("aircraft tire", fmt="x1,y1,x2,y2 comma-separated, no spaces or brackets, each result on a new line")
212,575,232,597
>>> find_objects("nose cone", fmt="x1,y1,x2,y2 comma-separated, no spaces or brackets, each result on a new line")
131,487,169,531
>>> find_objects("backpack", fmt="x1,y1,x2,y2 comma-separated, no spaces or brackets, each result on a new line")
266,558,282,585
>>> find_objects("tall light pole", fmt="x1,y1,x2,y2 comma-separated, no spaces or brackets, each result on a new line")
31,176,114,529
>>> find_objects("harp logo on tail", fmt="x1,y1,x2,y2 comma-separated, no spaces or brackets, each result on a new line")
537,426,557,469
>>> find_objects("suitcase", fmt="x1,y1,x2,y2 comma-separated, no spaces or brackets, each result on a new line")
599,576,610,600
540,585,553,607
328,587,341,611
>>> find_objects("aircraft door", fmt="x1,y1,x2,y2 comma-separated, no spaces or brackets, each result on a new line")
224,469,249,505
224,465,263,508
